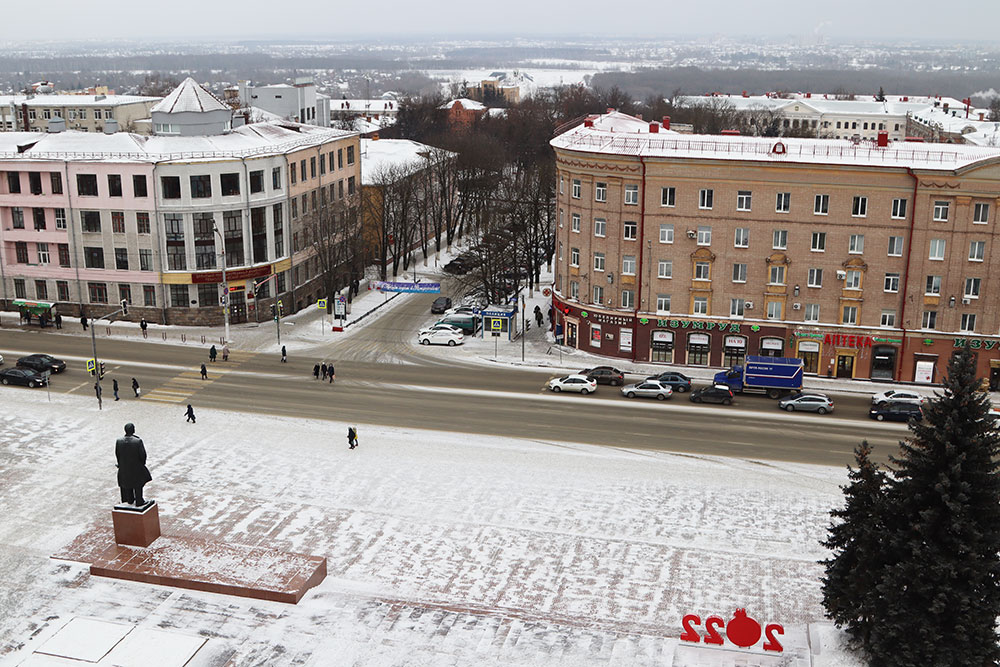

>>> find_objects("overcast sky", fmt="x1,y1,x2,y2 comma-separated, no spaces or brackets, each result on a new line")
3,0,1000,43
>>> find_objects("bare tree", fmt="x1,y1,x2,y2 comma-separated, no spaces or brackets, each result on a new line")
300,195,364,303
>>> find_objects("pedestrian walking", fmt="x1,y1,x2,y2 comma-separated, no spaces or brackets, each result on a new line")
222,343,229,361
547,306,553,323
55,313,62,329
113,379,120,401
534,308,543,328
39,314,47,328
200,363,208,380
313,363,320,380
185,404,196,423
348,426,358,449
328,362,335,384
81,315,88,331
281,345,287,363
209,345,217,362
321,363,328,380
131,377,140,397
140,318,148,338
94,382,102,400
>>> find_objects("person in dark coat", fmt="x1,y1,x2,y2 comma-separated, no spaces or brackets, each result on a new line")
131,377,140,397
185,405,196,423
209,345,217,362
200,363,208,380
113,378,120,401
140,318,148,338
321,363,328,380
115,423,152,506
81,315,88,331
55,313,62,329
281,345,287,363
348,426,358,449
534,306,543,328
313,363,320,379
328,363,335,384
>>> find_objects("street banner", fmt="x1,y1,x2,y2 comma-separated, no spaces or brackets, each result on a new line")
372,281,441,293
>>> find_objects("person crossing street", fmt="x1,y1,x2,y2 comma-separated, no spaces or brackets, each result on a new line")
113,378,120,401
281,345,287,363
200,363,208,380
131,377,141,397
185,404,196,423
348,426,358,449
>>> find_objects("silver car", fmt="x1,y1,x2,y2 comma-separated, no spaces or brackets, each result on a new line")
621,380,673,401
778,393,834,414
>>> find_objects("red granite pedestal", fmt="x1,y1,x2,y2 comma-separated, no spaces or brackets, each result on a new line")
112,501,160,547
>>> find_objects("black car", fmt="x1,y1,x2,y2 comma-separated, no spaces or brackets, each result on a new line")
582,366,625,386
0,367,48,388
869,401,923,422
689,385,734,405
645,371,692,393
17,353,67,374
431,297,453,314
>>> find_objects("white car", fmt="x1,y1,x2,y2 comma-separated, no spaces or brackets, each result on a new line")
418,328,464,346
547,374,597,394
445,305,478,316
871,389,927,406
419,323,463,336
621,380,673,400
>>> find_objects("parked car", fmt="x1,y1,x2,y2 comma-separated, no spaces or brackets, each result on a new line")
0,367,48,388
869,401,923,422
430,297,453,314
778,393,835,414
16,353,66,374
621,380,673,401
419,323,463,336
689,385,735,405
445,305,478,317
870,389,926,406
418,328,464,346
645,371,692,393
547,374,597,394
581,366,625,386
0,353,4,365
436,314,478,335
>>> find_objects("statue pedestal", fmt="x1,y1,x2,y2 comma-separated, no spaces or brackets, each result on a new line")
112,501,160,547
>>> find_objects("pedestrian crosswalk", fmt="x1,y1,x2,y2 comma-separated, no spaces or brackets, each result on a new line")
141,351,257,404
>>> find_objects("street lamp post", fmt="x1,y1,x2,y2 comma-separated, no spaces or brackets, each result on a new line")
213,225,230,345
89,300,129,411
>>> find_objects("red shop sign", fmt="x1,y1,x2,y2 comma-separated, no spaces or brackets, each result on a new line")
824,333,873,349
191,264,273,284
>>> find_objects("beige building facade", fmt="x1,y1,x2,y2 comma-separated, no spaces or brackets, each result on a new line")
0,95,160,133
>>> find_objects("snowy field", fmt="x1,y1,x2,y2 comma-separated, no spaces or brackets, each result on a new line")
0,387,864,666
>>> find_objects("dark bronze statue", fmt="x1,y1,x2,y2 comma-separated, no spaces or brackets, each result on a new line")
116,423,152,506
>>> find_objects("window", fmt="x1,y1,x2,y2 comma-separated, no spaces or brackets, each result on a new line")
570,247,580,266
932,200,950,222
659,223,674,244
884,272,900,293
571,179,581,198
272,167,282,190
804,304,820,322
730,298,745,317
736,190,752,211
969,240,985,261
347,176,356,195
33,208,46,230
132,174,147,197
108,174,122,197
310,157,317,179
811,232,826,252
36,242,49,264
13,279,25,299
961,313,977,333
592,285,604,304
624,184,639,205
291,198,298,219
845,270,862,289
593,252,605,271
852,196,867,217
11,207,23,229
52,208,66,230
808,268,823,287
974,202,989,224
657,294,671,312
250,207,267,264
695,261,710,280
769,265,786,285
58,243,70,267
849,234,865,254
15,242,28,263
81,211,101,233
136,211,150,234
143,285,156,306
570,281,579,299
772,229,787,250
623,221,637,240
83,247,104,269
139,248,152,271
693,297,708,315
193,213,216,269
965,277,981,298
111,247,128,270
76,174,98,196
273,203,284,258
922,310,937,329
170,285,189,308
814,194,829,215
621,290,635,308
622,255,636,275
699,189,714,209
732,263,747,283
559,175,564,194
658,260,672,278
881,310,896,327
766,301,783,320
925,275,942,295
249,170,264,194
594,182,607,202
300,159,306,181
571,213,580,232
887,236,903,256
661,187,675,207
88,282,108,304
196,283,217,308
50,172,63,194
733,228,749,248
891,198,907,219
111,211,125,234
842,305,858,325
165,214,186,271
190,175,212,198
346,145,355,165
929,239,946,260
29,171,42,194
58,281,70,301
220,172,240,196
161,176,181,199
776,192,790,213
290,162,297,185
594,218,606,237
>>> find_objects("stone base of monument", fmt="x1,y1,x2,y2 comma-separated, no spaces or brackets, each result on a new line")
112,500,160,547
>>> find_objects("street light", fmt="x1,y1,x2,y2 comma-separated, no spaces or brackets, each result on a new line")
88,300,129,411
212,224,230,345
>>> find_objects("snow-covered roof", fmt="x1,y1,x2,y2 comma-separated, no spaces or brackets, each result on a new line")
0,94,160,107
360,138,454,185
585,110,675,134
438,98,486,111
678,93,982,119
151,77,229,114
551,111,1000,171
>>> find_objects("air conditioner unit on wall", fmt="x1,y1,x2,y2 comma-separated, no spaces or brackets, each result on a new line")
686,229,697,239
744,300,754,309
836,270,847,279
962,298,971,305
792,302,802,310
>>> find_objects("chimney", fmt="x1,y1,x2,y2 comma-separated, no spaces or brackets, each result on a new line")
742,90,748,97
979,112,985,121
877,130,889,147
662,116,671,130
806,92,812,98
95,94,106,101
47,116,66,133
902,96,909,102
583,119,594,128
943,103,949,112
649,122,659,133
103,118,119,134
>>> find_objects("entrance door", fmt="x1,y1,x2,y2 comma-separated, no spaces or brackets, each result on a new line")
836,354,854,378
229,290,247,324
566,321,578,348
870,345,897,380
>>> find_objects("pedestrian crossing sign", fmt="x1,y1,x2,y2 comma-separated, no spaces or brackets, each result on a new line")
86,358,96,373
490,318,503,331
317,299,328,309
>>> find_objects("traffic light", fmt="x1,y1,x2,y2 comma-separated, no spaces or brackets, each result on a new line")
120,299,128,316
270,304,278,321
99,362,106,379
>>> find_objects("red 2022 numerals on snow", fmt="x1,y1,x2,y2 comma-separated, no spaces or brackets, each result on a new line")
680,608,784,652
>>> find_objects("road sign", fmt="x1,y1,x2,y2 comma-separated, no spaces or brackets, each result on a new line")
490,317,502,331
317,299,328,309
86,358,96,373
334,298,346,316
542,287,551,297
219,295,227,306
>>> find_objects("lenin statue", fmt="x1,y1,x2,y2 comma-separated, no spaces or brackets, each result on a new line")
116,423,152,506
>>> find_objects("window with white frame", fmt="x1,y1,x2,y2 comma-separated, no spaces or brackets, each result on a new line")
592,285,604,304
695,261,710,280
807,268,823,287
974,202,990,224
571,179,581,199
559,209,564,228
922,310,937,329
661,187,675,207
621,290,634,308
773,229,788,249
659,223,674,244
36,242,50,264
558,241,563,261
570,281,579,299
814,194,829,215
594,218,606,237
769,265,786,285
804,303,820,322
697,225,712,245
849,234,865,254
693,296,708,315
55,208,66,229
884,272,900,292
929,238,946,260
593,252,605,271
845,270,862,289
622,255,636,275
961,313,976,332
925,275,942,295
842,305,858,325
559,175,564,194
736,190,752,211
891,198,907,219
730,298,744,317
888,236,903,256
881,310,896,327
852,196,867,217
776,192,790,213
595,182,607,202
658,260,672,279
969,240,985,261
570,247,579,266
571,213,580,232
811,232,826,252
933,200,950,222
965,277,981,298
734,228,749,248
699,189,713,209
623,221,637,240
766,301,783,319
656,294,671,312
732,263,747,283
624,184,639,205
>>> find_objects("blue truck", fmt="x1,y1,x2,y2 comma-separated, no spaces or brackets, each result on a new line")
713,355,804,399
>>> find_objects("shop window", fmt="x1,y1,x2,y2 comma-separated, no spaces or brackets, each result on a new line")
650,330,674,363
723,335,747,367
687,334,710,365
798,340,820,374
760,337,784,357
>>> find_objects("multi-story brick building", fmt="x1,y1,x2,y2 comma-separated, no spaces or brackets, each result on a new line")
0,94,160,133
552,111,1000,386
0,79,360,327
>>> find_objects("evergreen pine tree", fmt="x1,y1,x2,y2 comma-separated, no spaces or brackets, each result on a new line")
820,440,887,648
869,349,1000,666
876,86,887,102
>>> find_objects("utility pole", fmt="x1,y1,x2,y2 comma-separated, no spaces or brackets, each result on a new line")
213,225,229,344
521,293,526,362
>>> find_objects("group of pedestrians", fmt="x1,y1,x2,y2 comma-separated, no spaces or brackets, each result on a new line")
101,377,140,401
313,361,336,383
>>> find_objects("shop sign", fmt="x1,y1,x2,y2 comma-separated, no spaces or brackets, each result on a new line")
655,318,759,333
688,333,710,346
592,313,631,326
590,324,602,347
192,264,272,284
954,337,1000,350
651,330,674,351
724,335,747,348
825,333,873,348
620,328,633,352
798,340,820,353
761,338,784,350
